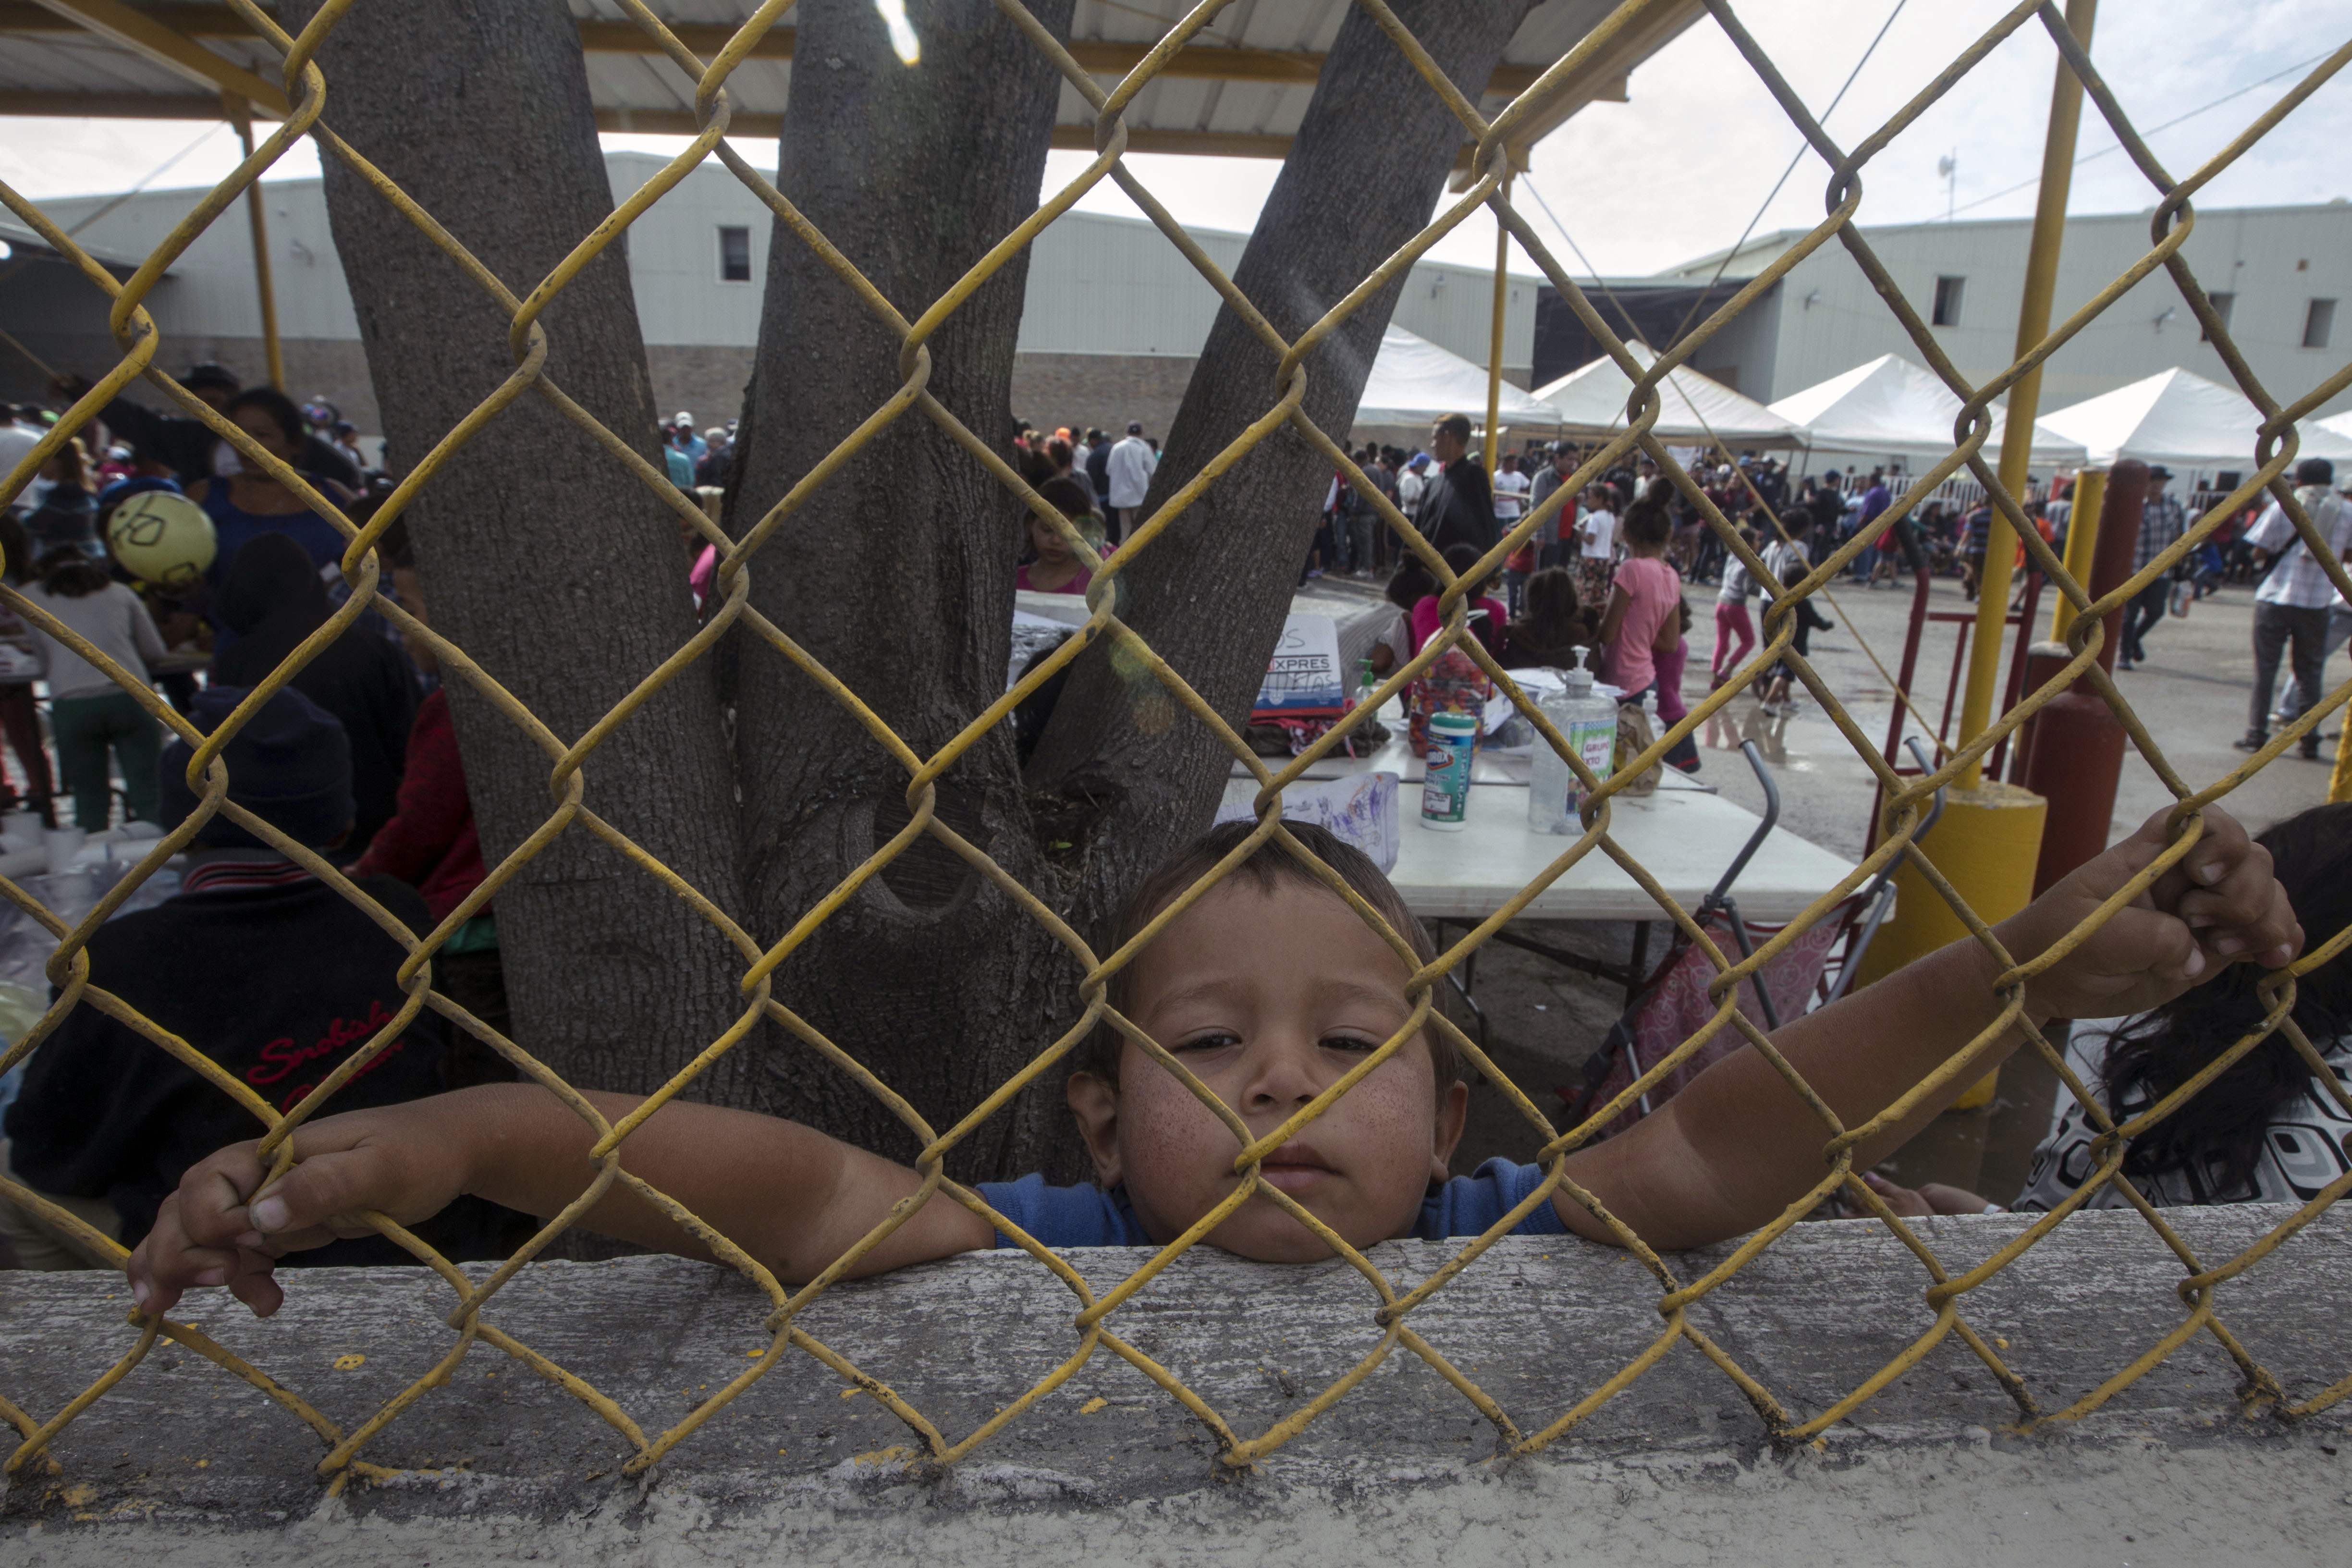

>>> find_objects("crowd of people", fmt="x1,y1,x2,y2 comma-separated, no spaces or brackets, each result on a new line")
0,375,2344,1280
0,367,514,1271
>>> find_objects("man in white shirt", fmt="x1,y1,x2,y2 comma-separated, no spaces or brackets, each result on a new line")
1105,420,1156,544
2238,455,2352,759
1396,453,1429,516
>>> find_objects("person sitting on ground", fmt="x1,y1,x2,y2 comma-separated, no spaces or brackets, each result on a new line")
1867,802,2347,1219
210,531,417,856
1499,566,1594,671
1408,544,1508,661
1014,476,1107,596
0,687,514,1272
20,547,168,833
129,801,2298,1314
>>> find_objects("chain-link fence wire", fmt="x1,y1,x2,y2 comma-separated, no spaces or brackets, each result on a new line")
1,0,2348,1486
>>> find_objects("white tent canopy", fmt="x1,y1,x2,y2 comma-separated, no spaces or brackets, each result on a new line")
1352,324,1559,431
1769,353,2087,475
1530,341,1805,448
2041,366,2352,470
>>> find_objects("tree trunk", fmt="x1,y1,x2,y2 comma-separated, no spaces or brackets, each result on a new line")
727,0,1083,1177
291,0,755,1102
1027,1,1539,903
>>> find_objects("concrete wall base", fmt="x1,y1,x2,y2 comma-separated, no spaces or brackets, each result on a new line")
3,1207,2344,1561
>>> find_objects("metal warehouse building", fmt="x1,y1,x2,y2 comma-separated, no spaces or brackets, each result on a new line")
1,151,1542,442
1532,202,2352,421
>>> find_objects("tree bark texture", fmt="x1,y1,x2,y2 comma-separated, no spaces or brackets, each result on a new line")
727,0,1084,1177
1027,0,1539,907
288,0,755,1103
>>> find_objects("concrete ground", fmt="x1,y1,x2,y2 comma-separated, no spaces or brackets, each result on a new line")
1392,566,2344,1201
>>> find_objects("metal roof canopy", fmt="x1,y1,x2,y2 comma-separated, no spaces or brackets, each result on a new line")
0,0,1700,166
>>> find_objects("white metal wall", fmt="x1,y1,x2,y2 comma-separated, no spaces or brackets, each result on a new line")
24,152,1538,375
1662,205,2352,416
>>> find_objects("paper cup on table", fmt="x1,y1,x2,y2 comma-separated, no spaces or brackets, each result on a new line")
44,827,86,877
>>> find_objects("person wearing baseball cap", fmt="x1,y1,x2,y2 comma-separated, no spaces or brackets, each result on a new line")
0,686,511,1271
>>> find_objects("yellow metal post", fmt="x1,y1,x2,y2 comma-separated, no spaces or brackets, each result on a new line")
1954,0,2095,786
2046,466,2106,646
1485,171,1510,482
225,93,285,391
1851,0,2095,1110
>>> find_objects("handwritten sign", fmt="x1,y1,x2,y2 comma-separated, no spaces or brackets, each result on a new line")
1252,613,1347,717
1215,773,1399,872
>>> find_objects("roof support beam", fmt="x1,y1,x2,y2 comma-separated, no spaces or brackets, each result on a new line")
18,0,287,115
1448,0,1703,190
0,6,1543,93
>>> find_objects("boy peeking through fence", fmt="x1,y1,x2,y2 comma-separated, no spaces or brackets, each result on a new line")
128,805,2301,1317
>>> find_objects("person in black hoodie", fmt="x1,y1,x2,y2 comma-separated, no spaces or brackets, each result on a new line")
210,531,416,854
0,686,512,1270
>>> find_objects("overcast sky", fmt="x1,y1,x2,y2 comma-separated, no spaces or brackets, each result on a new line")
4,0,2349,282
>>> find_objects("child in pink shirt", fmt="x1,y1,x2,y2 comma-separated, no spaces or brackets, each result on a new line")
1597,496,1698,772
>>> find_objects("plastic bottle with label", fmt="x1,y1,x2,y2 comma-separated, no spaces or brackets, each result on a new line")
1420,710,1478,830
1527,647,1617,834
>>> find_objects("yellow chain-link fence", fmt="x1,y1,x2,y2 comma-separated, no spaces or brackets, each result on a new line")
1,0,2348,1490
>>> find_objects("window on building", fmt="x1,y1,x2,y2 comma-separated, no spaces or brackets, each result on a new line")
2201,292,2234,340
2303,297,2335,350
718,225,752,283
1931,275,1965,328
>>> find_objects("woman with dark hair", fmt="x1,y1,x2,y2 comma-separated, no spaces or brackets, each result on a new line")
188,386,358,606
1870,804,2352,1217
210,531,417,853
21,548,168,831
1408,543,1507,661
1500,565,1594,670
1015,475,1109,596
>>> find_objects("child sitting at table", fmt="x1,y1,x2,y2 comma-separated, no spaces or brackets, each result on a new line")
130,801,2295,1315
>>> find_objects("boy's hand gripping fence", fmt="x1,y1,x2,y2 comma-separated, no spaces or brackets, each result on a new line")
0,0,2347,1487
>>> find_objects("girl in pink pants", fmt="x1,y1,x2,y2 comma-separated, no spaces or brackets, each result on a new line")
1712,552,1759,687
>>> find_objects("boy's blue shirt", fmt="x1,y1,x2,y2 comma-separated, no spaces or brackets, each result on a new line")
977,1157,1568,1248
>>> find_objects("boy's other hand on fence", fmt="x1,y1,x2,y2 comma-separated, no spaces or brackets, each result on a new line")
126,1103,469,1319
1998,804,2301,1025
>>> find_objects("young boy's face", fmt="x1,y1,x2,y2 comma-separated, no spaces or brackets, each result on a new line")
1066,878,1466,1262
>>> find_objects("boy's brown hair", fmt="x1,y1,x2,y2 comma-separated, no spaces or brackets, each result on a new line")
1075,821,1459,1090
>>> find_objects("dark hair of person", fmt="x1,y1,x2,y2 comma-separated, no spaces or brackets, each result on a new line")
1435,412,1473,443
0,514,32,587
1036,474,1098,522
1385,558,1436,614
1503,567,1590,668
2101,804,2352,1198
1621,491,1674,549
1045,436,1074,472
226,386,307,451
1073,820,1455,1090
1441,542,1498,599
37,547,111,598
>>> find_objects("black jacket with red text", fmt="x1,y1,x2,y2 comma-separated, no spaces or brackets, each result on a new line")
5,864,509,1260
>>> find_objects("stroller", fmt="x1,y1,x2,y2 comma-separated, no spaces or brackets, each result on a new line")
1562,738,1945,1140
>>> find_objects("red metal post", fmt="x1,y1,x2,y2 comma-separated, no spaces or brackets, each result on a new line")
2019,460,2151,894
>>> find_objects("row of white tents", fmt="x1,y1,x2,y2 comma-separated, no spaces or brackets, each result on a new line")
1352,323,2352,479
